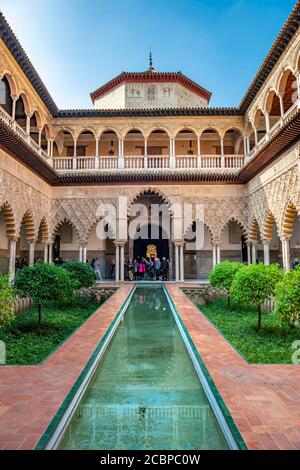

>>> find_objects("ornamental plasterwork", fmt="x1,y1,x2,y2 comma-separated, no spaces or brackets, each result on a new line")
248,165,300,237
0,168,50,239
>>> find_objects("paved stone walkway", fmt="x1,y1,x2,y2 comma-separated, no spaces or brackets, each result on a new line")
0,285,132,450
166,285,300,450
0,283,300,450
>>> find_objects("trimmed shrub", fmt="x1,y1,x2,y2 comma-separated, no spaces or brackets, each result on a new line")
14,263,77,325
275,267,300,325
209,261,243,309
230,263,283,330
62,260,96,289
0,274,15,327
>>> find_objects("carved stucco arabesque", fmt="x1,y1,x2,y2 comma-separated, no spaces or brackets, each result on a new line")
247,163,300,240
0,168,51,239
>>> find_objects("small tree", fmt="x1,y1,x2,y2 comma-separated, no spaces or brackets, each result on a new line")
0,274,15,327
62,260,96,289
209,261,243,309
230,263,283,330
14,263,77,325
275,267,300,325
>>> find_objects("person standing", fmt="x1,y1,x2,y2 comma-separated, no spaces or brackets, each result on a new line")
94,258,102,280
154,257,161,280
110,259,115,279
161,257,168,281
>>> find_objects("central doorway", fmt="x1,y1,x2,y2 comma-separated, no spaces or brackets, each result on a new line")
133,223,169,259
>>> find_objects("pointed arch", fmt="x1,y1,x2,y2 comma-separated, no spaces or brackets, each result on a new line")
219,216,247,240
19,210,35,241
183,220,214,244
282,202,298,240
262,211,279,242
85,217,116,242
37,217,49,242
128,187,173,214
0,202,16,237
51,217,80,242
248,217,260,244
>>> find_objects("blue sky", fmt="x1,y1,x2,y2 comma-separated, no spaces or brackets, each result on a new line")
0,0,296,108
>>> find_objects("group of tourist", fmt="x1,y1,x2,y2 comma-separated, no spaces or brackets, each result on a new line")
123,257,170,281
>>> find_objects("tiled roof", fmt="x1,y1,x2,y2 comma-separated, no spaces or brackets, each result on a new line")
0,11,58,114
239,0,300,112
56,107,242,117
89,71,212,103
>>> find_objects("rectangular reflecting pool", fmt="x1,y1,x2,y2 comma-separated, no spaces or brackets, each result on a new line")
58,286,231,450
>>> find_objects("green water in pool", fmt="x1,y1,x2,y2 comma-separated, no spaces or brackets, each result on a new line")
59,286,229,450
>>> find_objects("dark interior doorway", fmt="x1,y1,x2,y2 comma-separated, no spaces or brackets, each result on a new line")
133,224,169,259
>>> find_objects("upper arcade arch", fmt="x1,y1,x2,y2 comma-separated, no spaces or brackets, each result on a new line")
123,129,145,157
223,128,244,154
0,75,13,115
145,126,172,140
278,69,298,113
0,71,17,99
174,129,198,156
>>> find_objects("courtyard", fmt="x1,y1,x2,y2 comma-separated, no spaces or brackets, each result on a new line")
0,0,300,457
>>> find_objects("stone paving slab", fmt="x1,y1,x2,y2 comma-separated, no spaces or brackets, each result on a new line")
166,285,300,450
0,285,132,450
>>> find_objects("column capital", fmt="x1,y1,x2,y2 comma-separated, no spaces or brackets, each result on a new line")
114,240,126,247
7,236,18,243
173,239,184,247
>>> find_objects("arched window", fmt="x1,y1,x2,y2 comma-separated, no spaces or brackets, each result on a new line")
0,76,13,115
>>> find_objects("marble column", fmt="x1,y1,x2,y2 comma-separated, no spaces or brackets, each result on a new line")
82,245,87,263
247,244,251,265
43,243,48,263
120,244,125,282
216,245,221,264
212,245,217,268
175,244,179,282
29,242,35,266
282,239,291,272
26,114,31,135
263,243,270,266
48,243,53,264
179,243,184,282
115,243,120,281
78,245,83,262
252,244,257,264
8,238,16,281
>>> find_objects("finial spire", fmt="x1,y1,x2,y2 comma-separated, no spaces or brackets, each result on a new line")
148,45,155,72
